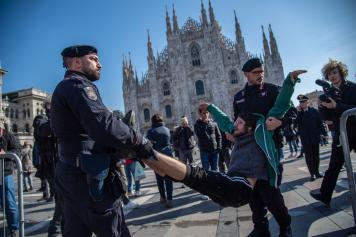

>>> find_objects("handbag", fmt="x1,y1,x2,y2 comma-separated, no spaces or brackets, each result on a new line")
134,162,146,181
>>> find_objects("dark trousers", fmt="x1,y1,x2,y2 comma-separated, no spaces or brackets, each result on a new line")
55,161,131,237
320,134,356,200
182,166,252,207
155,172,173,200
303,143,320,176
218,148,231,173
48,191,64,236
249,180,291,229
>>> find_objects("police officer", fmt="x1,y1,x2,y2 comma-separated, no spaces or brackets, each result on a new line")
233,58,291,237
51,45,154,237
310,59,356,206
296,95,326,181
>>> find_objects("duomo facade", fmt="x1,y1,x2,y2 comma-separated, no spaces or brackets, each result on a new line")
123,1,284,133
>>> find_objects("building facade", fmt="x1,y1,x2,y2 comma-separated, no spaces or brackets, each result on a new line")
123,1,285,133
2,87,50,144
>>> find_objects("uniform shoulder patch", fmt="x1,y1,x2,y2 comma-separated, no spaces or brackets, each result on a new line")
83,86,98,101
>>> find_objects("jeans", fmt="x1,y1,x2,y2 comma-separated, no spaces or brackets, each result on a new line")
0,175,19,231
200,151,218,171
124,162,141,192
23,173,33,190
287,140,298,153
155,173,173,200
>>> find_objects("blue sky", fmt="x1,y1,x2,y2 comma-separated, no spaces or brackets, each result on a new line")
1,0,355,111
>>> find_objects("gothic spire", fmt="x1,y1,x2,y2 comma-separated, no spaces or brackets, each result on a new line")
261,25,271,59
201,0,208,27
268,24,281,60
172,4,179,34
165,5,172,37
147,30,154,61
208,0,216,25
234,10,245,49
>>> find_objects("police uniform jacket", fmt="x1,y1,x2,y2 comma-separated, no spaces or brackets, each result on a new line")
296,107,326,145
51,71,136,165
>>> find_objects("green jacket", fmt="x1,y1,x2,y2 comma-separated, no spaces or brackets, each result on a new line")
208,75,299,187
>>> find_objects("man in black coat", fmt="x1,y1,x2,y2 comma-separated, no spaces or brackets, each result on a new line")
296,95,326,181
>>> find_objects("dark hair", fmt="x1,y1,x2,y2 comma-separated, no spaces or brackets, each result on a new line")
151,114,163,124
239,113,260,130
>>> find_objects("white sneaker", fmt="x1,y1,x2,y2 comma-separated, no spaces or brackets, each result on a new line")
123,201,139,210
134,190,141,197
200,195,209,200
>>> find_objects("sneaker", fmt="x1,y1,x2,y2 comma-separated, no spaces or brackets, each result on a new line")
135,190,141,197
10,230,18,237
247,227,271,237
123,201,139,210
127,191,134,197
310,191,331,206
200,195,209,200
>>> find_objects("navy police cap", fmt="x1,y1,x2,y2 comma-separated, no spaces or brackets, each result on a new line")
242,58,263,72
297,94,309,102
61,45,97,58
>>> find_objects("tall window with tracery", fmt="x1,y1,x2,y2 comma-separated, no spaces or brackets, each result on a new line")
230,70,238,84
162,81,170,96
195,80,205,95
190,44,201,66
165,105,172,118
143,108,150,122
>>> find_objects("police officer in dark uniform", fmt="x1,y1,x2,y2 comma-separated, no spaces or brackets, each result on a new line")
51,45,154,237
233,58,291,237
310,59,356,206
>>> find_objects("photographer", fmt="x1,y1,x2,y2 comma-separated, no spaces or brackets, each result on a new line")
310,59,356,206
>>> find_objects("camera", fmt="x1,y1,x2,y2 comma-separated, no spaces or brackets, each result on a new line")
315,79,340,103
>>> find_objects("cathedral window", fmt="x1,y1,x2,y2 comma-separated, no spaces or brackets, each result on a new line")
143,108,150,122
195,80,205,95
165,105,172,118
10,109,14,118
27,109,30,118
162,81,170,96
190,44,201,66
25,123,30,133
15,110,19,119
230,70,238,84
12,124,18,133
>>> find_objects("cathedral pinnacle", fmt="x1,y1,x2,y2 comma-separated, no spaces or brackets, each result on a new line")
147,30,155,70
172,4,179,34
165,5,172,37
261,25,271,59
268,24,281,60
201,0,208,27
208,0,216,25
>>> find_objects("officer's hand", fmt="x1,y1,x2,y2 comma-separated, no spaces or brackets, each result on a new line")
289,70,307,81
266,117,282,130
225,133,235,142
320,97,337,109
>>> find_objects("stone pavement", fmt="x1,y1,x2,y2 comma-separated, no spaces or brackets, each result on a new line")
1,145,355,236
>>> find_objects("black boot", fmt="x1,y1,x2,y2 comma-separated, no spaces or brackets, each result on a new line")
247,223,271,237
310,191,331,206
279,225,292,237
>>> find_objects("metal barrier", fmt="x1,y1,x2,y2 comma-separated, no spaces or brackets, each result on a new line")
0,153,24,237
340,108,356,227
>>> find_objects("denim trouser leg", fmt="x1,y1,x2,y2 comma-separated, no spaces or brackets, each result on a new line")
201,152,218,171
209,152,218,171
200,152,210,170
164,178,173,200
0,175,19,231
124,164,133,192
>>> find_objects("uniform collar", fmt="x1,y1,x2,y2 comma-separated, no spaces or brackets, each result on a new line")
64,70,94,83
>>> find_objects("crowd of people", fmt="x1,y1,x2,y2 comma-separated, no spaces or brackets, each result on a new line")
0,44,355,237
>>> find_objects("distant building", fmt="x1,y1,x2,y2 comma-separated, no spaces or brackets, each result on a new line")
123,1,284,133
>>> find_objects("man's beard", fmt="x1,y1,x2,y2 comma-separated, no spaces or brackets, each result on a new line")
233,126,249,138
83,67,100,82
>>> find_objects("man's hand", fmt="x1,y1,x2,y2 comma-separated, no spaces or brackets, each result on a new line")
289,70,307,81
225,133,235,142
320,97,337,109
266,117,282,131
198,102,210,114
0,149,5,155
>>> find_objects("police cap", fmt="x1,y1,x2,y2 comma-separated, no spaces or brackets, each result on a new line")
61,45,97,58
242,58,263,72
297,94,309,102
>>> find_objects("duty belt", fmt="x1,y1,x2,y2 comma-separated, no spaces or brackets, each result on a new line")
58,140,95,167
